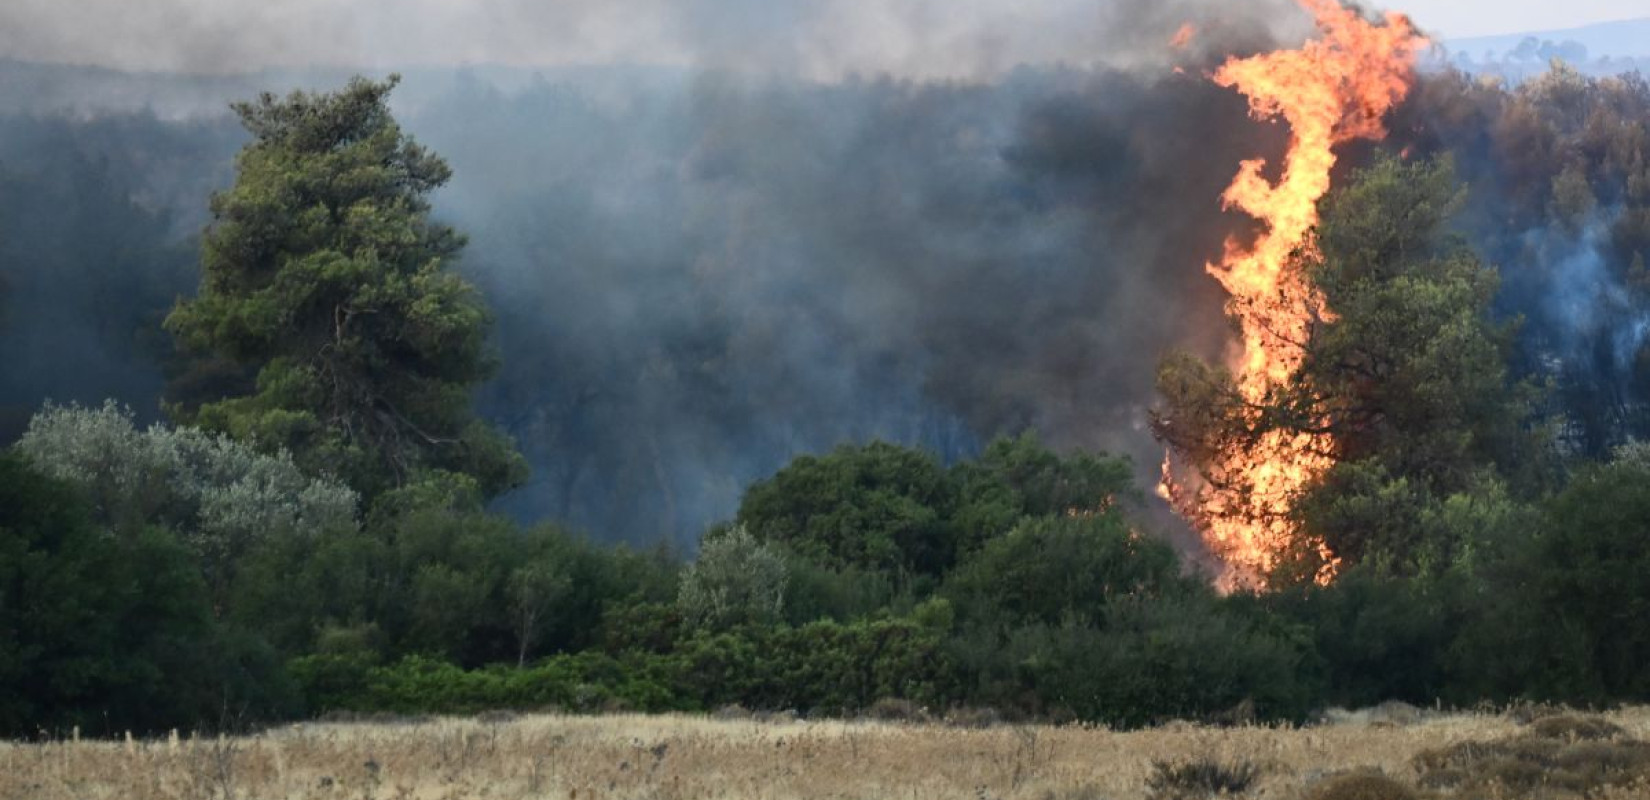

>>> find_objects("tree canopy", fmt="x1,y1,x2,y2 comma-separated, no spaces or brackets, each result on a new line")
1156,156,1552,579
165,76,525,501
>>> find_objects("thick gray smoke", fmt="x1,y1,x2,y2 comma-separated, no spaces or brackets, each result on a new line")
0,0,1327,549
0,0,1302,79
409,65,1290,546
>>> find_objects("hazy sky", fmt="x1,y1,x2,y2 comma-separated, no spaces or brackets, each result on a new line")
1383,0,1647,38
0,0,1642,76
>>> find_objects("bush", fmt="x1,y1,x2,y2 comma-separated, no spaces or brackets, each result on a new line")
864,697,929,723
945,513,1191,627
1303,772,1416,800
952,594,1319,727
1412,726,1650,796
736,441,956,575
0,452,292,735
678,525,788,630
292,653,692,717
1527,714,1627,742
1263,567,1463,709
1146,758,1263,799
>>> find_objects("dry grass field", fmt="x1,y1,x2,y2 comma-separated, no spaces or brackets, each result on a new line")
4,706,1650,800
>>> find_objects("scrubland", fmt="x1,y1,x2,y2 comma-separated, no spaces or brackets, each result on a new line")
5,706,1650,800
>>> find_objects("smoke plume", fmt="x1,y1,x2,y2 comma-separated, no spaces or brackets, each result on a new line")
6,1,1646,551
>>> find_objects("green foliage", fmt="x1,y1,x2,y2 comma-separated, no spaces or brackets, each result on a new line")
1304,156,1550,496
677,525,788,630
1295,461,1527,577
0,452,296,736
232,471,677,669
1156,156,1552,580
294,615,953,718
164,76,526,500
949,595,1319,727
737,441,955,576
777,553,897,625
736,436,1138,582
1509,446,1650,701
16,401,357,602
950,433,1138,555
945,513,1189,627
1266,568,1465,709
290,652,688,716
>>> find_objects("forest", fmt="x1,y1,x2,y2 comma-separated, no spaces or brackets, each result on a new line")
3,53,1650,738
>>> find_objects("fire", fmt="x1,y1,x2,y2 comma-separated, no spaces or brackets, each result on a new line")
1170,23,1198,50
1160,0,1424,589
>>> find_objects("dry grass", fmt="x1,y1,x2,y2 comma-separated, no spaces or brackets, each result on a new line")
3,708,1650,800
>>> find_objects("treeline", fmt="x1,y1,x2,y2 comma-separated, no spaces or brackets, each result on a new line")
7,402,1650,735
4,69,1650,738
4,63,1650,548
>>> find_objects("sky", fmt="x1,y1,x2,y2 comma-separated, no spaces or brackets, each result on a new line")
0,0,1643,76
1383,0,1647,38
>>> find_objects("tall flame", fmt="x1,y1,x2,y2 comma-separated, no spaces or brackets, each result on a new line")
1162,0,1424,589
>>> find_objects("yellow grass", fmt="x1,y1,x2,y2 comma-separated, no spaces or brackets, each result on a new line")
4,707,1650,800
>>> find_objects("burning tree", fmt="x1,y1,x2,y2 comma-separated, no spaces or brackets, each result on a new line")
1158,155,1551,587
1152,0,1426,589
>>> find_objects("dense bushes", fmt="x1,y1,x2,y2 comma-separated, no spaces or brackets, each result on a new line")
291,616,952,718
6,73,1650,733
0,452,297,735
15,389,1650,736
16,413,1650,734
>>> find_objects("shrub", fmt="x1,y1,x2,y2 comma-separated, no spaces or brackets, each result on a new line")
1302,772,1416,800
16,401,357,601
1528,714,1627,742
955,594,1319,727
945,513,1191,627
678,525,788,630
864,697,928,723
0,452,293,735
1412,725,1650,796
1146,758,1263,799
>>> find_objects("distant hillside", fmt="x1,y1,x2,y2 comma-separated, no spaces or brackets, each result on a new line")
1446,17,1650,61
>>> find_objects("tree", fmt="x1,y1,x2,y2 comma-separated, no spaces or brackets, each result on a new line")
15,401,357,606
0,451,295,735
1155,157,1550,577
506,560,571,667
736,441,956,576
677,525,788,630
1302,157,1544,488
949,432,1138,558
1503,443,1650,701
944,513,1190,627
165,76,526,500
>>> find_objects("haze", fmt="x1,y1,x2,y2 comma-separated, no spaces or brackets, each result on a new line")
3,0,1638,79
1383,0,1646,38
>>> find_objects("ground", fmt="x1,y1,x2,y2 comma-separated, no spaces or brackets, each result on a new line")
4,707,1650,799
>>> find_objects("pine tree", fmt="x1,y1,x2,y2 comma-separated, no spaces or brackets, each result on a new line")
167,76,526,500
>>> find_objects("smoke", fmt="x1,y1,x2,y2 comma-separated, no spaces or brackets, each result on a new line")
7,1,1648,560
1,0,1479,554
1388,66,1650,459
0,0,1301,79
1500,212,1650,453
410,62,1283,547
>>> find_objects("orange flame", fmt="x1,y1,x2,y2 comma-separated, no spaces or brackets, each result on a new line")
1170,23,1198,50
1162,0,1424,589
